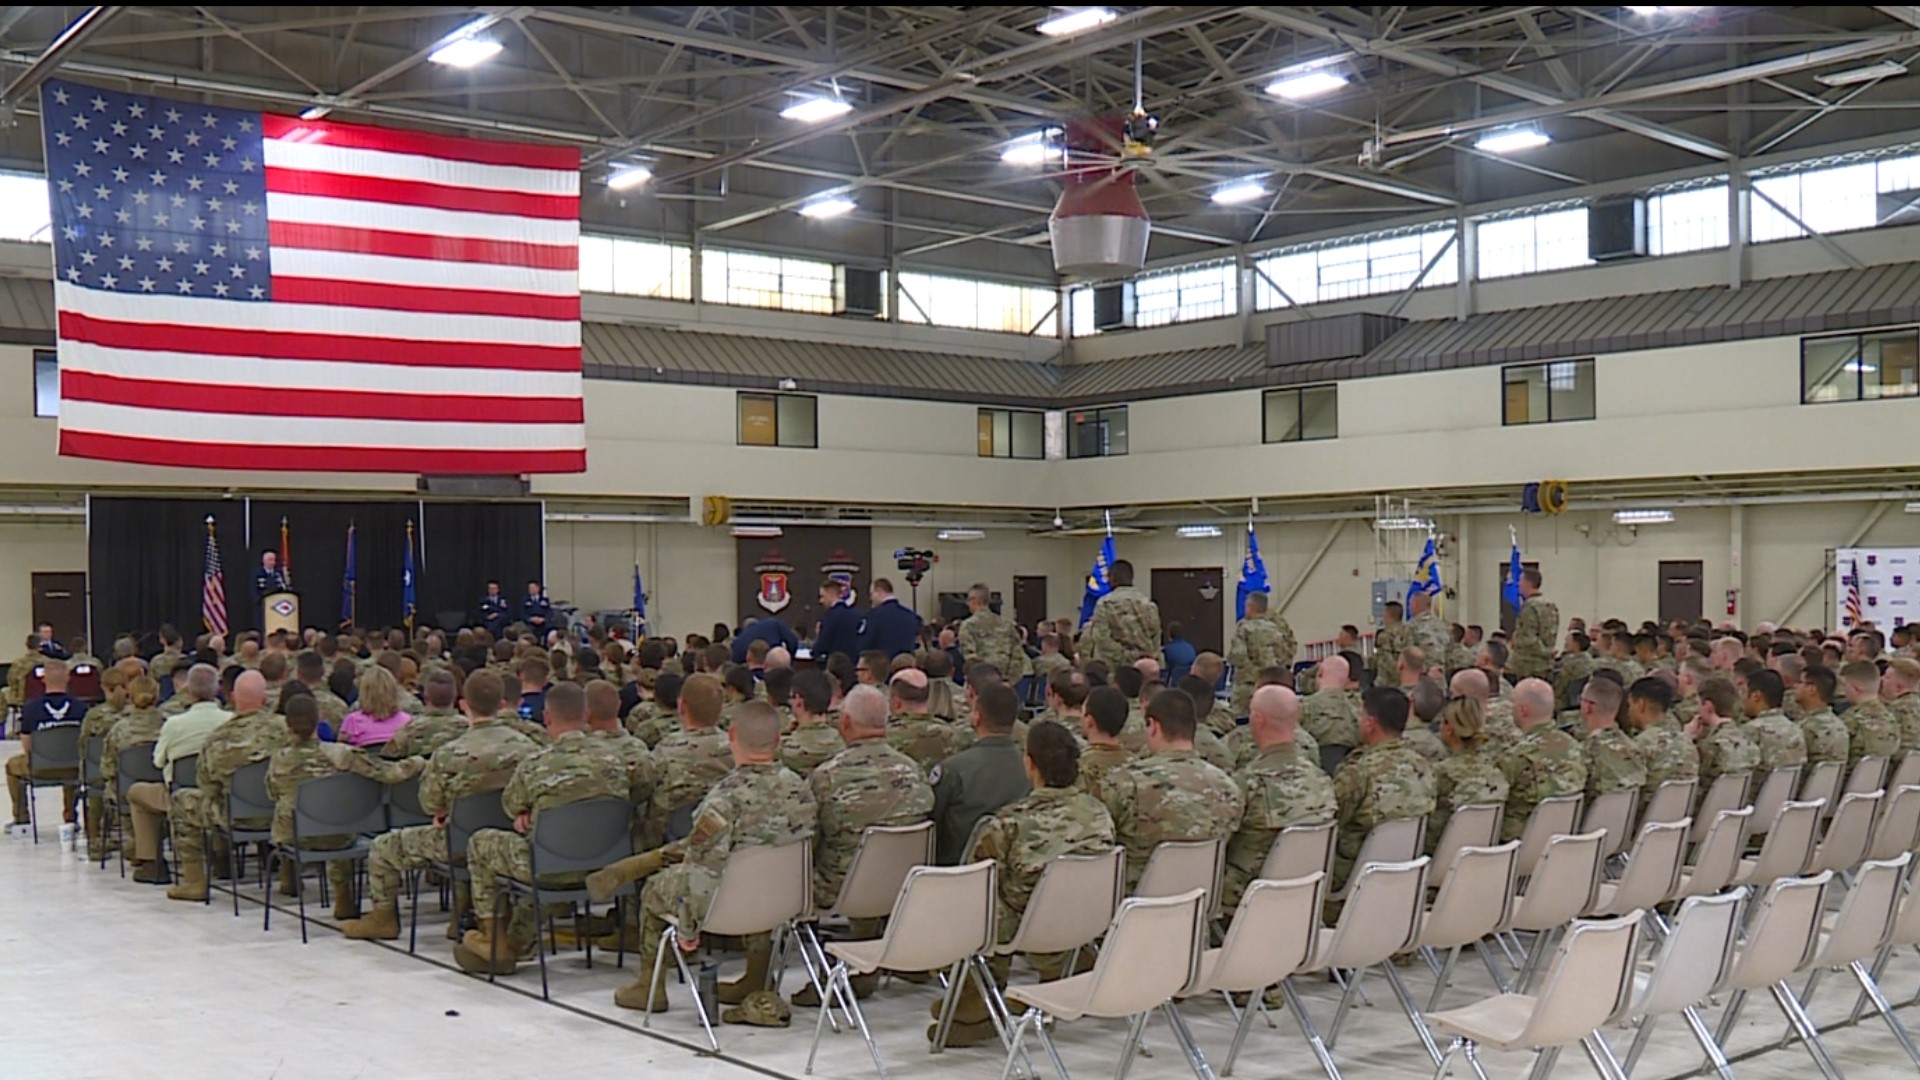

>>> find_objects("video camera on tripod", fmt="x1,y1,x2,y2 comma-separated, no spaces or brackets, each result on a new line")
894,547,935,586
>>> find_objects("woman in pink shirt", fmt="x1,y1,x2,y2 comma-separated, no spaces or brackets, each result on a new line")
339,665,411,748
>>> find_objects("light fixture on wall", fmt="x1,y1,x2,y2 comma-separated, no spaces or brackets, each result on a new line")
937,528,986,541
1904,501,1920,514
1176,524,1223,539
730,525,784,538
1612,509,1675,525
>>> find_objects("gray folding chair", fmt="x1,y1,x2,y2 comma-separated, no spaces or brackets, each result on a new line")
1260,820,1336,884
1796,853,1920,1069
1620,888,1748,1080
79,735,104,861
110,743,162,877
1582,789,1639,860
22,724,80,843
169,754,199,792
1135,838,1226,922
1745,765,1804,847
486,795,636,1000
213,760,276,917
407,787,512,954
384,774,431,830
270,771,386,944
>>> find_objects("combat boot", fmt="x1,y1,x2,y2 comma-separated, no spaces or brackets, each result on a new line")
277,861,299,897
166,860,208,902
333,891,360,921
613,974,669,1013
133,858,172,886
717,935,773,1005
584,847,666,903
454,917,522,976
341,903,401,941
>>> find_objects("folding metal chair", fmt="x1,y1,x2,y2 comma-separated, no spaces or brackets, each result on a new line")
486,796,636,1000
407,787,512,954
21,724,80,843
269,772,386,944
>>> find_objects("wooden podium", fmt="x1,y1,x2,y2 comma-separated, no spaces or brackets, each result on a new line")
263,591,300,636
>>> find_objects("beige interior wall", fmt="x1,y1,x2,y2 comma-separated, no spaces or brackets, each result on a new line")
0,520,87,636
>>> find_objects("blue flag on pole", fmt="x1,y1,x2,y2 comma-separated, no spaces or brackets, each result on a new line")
1236,522,1269,620
1503,535,1524,614
1079,535,1117,627
1409,536,1443,606
339,522,356,629
632,563,648,631
402,520,417,632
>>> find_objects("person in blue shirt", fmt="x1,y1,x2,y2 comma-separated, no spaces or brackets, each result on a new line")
731,614,799,664
520,580,553,638
812,579,865,666
35,623,70,661
479,581,511,638
516,654,551,725
7,658,87,834
252,550,290,628
1163,621,1198,687
859,577,921,658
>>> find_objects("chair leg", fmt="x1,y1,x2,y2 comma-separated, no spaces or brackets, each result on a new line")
1580,1032,1628,1080
998,1010,1063,1080
1768,982,1845,1080
930,958,967,1053
1222,984,1264,1077
1325,967,1367,1048
295,857,309,944
1847,959,1920,1066
1622,1016,1656,1076
1279,978,1345,1080
971,954,1030,1071
1463,1040,1493,1080
1161,1002,1218,1080
406,868,420,955
671,930,719,1054
806,960,841,1076
1479,939,1514,994
796,923,846,1034
1849,946,1893,1025
1428,945,1462,1011
1114,1012,1149,1080
1679,1006,1738,1080
1517,927,1557,993
1525,1045,1559,1080
1433,1037,1463,1079
1381,962,1444,1065
641,925,675,1031
1779,967,1828,1049
833,965,888,1080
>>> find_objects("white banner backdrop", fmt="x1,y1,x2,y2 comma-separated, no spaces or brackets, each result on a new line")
1835,547,1920,630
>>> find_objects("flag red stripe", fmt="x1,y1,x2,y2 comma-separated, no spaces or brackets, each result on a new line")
269,221,577,270
265,167,577,220
60,370,585,424
60,430,587,474
260,113,580,171
59,311,579,372
273,276,581,321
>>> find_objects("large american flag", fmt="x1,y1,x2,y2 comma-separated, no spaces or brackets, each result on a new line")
203,517,227,636
41,80,586,474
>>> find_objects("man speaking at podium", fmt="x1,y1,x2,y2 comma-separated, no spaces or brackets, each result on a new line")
253,550,290,630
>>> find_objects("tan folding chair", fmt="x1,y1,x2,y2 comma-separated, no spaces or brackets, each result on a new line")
643,839,812,1053
1513,794,1583,879
1289,856,1430,1077
1733,799,1823,890
1589,819,1689,919
1619,888,1748,1080
1867,784,1920,861
1796,853,1920,1069
1426,803,1502,892
1847,754,1890,797
1428,910,1641,1080
1415,842,1520,1014
1329,816,1423,904
1745,765,1803,846
1136,838,1226,921
1674,807,1754,905
1177,872,1324,1077
808,861,1000,1077
796,822,935,1030
1702,872,1836,1078
1887,752,1920,796
994,890,1208,1080
1799,760,1844,820
1808,790,1881,878
1581,788,1639,860
977,847,1125,1036
1688,772,1750,845
1501,830,1606,993
1640,777,1697,828
1854,850,1920,1021
1259,820,1335,883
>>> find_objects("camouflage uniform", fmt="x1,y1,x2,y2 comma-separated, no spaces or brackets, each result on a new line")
159,693,195,718
1117,705,1150,757
1331,738,1435,893
1204,700,1237,738
1193,727,1236,773
1482,699,1523,746
1782,695,1808,725
1633,716,1700,814
78,699,123,840
638,763,815,948
1429,745,1508,854
363,716,538,907
169,709,292,871
1402,720,1450,765
1886,691,1920,754
627,703,678,748
381,708,467,760
645,725,732,848
1098,749,1244,892
1497,727,1587,844
4,648,39,709
1083,586,1162,667
467,731,630,942
1370,623,1410,686
1405,614,1451,672
1741,710,1809,774
1696,722,1762,788
780,720,846,777
959,609,1031,680
1581,726,1647,799
1444,642,1475,677
1227,614,1296,716
1672,694,1700,727
1224,744,1334,913
99,706,166,794
1226,724,1320,771
1840,699,1901,768
810,738,934,909
1300,688,1361,750
971,785,1115,948
591,727,658,814
887,711,962,772
1031,652,1072,685
1076,742,1132,805
1797,708,1850,769
1509,595,1560,681
1553,652,1595,709
266,740,422,900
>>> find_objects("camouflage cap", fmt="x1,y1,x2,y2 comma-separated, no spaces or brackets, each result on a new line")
723,990,792,1028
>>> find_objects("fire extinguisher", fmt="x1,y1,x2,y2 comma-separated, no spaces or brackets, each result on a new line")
1725,589,1738,617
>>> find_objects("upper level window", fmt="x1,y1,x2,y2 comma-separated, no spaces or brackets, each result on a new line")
1802,328,1920,403
0,172,51,243
1262,385,1337,443
33,350,56,418
1646,182,1730,256
580,234,693,299
897,272,1057,336
1476,206,1593,280
1254,225,1458,310
703,249,836,314
1067,406,1128,458
977,408,1045,458
1503,360,1595,425
736,392,817,448
1132,261,1237,328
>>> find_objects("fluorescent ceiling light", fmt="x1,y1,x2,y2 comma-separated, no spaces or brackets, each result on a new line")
798,195,856,219
1176,524,1223,539
1265,68,1349,101
1905,501,1920,515
1844,361,1878,373
606,165,652,191
1612,509,1675,525
730,525,784,538
1475,126,1551,154
298,105,330,121
936,528,986,541
1627,6,1699,13
1376,516,1434,532
1211,179,1267,206
1001,130,1060,166
428,36,502,68
1038,7,1116,36
1816,60,1908,88
780,96,854,123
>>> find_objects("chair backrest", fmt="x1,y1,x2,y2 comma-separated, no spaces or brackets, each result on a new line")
665,802,698,843
1417,842,1520,951
1005,847,1124,956
1582,789,1640,858
446,788,513,858
527,797,634,875
27,724,81,771
876,860,998,974
113,744,163,793
1747,765,1804,843
1814,853,1912,969
1808,790,1882,876
1204,873,1325,994
1678,807,1754,899
1074,889,1208,1019
385,774,430,829
1799,760,1843,817
69,668,102,702
1887,752,1920,796
1742,799,1823,886
1868,784,1920,861
1332,816,1424,899
227,759,274,823
1727,872,1832,991
1259,820,1336,883
1135,838,1225,917
1592,820,1689,917
1318,857,1430,969
702,838,812,936
831,821,935,919
1891,858,1920,948
1689,772,1750,844
1514,911,1642,1049
169,753,199,792
82,735,104,783
1847,755,1890,798
1427,803,1502,890
1630,889,1746,1019
291,772,387,839
1515,794,1585,878
1509,829,1606,933
1640,777,1697,828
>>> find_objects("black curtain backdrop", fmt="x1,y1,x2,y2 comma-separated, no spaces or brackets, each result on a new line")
420,502,544,630
90,497,546,640
89,497,247,644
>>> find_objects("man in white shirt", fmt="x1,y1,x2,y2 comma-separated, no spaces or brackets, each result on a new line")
124,665,231,883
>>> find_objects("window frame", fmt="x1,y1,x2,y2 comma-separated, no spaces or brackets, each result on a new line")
32,348,56,418
1801,327,1920,404
1066,405,1129,459
735,391,818,449
976,407,1046,459
1501,359,1597,426
1261,384,1338,444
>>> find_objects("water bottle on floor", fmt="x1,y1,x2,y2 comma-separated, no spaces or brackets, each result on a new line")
59,822,77,850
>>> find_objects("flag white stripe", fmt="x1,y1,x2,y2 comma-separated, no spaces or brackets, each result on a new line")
58,341,581,397
56,282,580,348
263,138,580,196
270,247,576,296
267,192,578,246
60,401,585,450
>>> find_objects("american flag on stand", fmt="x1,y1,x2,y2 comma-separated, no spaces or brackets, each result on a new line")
1845,557,1864,628
202,516,228,635
40,80,586,474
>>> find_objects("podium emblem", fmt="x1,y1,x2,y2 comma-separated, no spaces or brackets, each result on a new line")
270,597,296,618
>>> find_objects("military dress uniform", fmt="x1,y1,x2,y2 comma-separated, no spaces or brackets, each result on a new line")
1098,748,1244,892
1227,613,1296,717
780,720,846,777
1509,594,1560,682
1429,745,1508,855
1498,726,1587,844
1331,738,1435,895
1839,699,1901,767
1741,710,1809,775
479,592,511,638
1224,743,1333,913
1083,586,1162,667
959,609,1031,680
